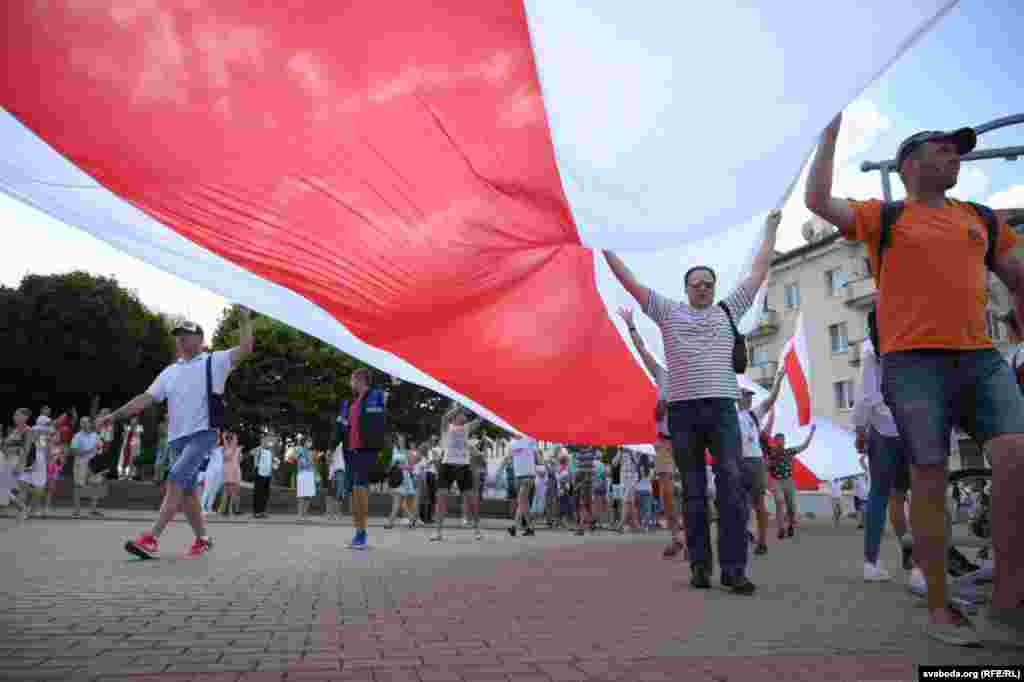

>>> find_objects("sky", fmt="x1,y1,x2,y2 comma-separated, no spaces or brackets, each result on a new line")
1,2,1022,342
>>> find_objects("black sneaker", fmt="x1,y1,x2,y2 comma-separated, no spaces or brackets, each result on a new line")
574,529,585,537
754,543,768,556
507,526,517,537
948,547,979,577
690,563,711,589
786,526,795,538
524,528,535,537
721,573,757,596
901,543,914,571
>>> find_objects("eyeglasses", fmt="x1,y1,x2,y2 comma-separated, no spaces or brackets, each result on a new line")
688,280,715,290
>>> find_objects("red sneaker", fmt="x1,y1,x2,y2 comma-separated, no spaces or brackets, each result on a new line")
125,532,159,560
187,536,214,557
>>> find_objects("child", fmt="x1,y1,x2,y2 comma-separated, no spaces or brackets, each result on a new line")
221,431,243,516
43,428,65,517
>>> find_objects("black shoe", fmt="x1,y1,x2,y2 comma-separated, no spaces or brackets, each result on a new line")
857,523,864,529
721,573,757,596
754,542,767,556
948,547,979,577
690,563,711,589
524,528,535,537
787,526,794,538
901,543,914,571
574,529,585,537
507,527,517,537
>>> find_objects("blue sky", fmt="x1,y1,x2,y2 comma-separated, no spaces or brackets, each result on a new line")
1,2,1022,340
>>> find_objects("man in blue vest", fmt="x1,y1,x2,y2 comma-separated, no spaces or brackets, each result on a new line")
335,367,389,549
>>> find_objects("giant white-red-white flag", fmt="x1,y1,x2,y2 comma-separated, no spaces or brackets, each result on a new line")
0,1,954,443
780,313,813,426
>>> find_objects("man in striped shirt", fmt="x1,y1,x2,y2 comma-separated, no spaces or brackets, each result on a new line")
572,445,600,536
604,209,781,595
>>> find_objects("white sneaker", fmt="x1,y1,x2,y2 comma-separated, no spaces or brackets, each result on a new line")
461,518,470,527
907,567,928,597
864,561,892,582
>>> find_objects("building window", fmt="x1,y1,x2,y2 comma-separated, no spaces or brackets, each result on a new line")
825,268,847,297
829,322,849,354
784,283,800,309
834,380,855,410
749,345,771,366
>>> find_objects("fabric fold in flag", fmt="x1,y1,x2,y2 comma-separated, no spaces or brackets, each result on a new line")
0,1,954,443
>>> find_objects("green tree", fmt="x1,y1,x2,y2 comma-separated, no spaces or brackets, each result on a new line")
0,272,176,471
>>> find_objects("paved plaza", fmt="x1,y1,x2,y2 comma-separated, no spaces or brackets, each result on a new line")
1,511,1018,682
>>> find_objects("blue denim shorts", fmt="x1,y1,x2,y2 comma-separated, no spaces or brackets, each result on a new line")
881,349,1024,466
166,430,218,493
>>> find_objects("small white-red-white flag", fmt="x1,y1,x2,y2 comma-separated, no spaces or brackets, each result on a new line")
780,313,813,426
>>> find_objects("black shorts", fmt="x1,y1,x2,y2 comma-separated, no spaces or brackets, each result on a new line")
438,464,473,494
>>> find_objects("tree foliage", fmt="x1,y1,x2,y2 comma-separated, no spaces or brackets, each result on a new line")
0,271,175,461
211,305,513,453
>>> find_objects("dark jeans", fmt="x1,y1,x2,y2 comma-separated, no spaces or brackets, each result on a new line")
864,427,911,564
419,472,436,523
253,475,271,514
668,398,749,576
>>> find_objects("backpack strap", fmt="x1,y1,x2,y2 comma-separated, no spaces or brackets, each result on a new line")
966,201,1000,270
719,301,739,337
876,201,906,286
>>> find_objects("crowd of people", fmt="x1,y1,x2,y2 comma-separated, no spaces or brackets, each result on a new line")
2,118,1021,650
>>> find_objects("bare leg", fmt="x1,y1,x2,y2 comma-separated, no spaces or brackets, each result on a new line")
987,435,1024,610
912,463,958,625
181,490,207,539
152,481,186,537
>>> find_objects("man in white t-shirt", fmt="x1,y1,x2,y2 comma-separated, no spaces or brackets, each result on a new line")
69,416,105,518
507,436,538,537
99,312,254,559
736,372,784,557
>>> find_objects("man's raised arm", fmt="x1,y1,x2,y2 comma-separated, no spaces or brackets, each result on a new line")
805,113,856,237
745,209,783,292
753,369,785,420
603,251,650,307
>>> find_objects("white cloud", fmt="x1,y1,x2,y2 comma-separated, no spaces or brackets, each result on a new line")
987,184,1024,209
948,167,990,202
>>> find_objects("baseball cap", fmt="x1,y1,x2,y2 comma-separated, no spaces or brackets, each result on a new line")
171,320,204,336
895,128,976,171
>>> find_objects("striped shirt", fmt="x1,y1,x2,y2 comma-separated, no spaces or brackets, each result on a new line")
643,281,755,402
574,448,599,473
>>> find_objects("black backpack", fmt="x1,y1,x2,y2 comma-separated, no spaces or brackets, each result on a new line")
719,302,748,374
869,200,1000,356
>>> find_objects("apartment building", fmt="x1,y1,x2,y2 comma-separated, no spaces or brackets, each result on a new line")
743,216,1019,468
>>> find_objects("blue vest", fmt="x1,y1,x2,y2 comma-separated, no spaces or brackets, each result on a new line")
336,388,388,451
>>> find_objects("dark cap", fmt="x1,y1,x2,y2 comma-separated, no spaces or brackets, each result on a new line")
896,128,976,171
171,320,204,336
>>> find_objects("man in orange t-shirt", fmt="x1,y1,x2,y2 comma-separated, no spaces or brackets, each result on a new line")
806,113,1024,649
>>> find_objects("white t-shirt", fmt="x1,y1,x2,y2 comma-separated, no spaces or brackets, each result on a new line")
256,447,274,477
511,436,537,478
70,431,100,463
830,480,842,499
330,445,346,475
34,415,52,428
737,407,761,460
147,350,234,442
854,476,868,500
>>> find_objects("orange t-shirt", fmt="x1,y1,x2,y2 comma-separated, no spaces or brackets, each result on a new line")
850,198,1017,354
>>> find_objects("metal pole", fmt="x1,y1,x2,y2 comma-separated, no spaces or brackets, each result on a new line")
881,170,893,202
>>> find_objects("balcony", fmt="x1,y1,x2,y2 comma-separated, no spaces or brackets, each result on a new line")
848,338,864,366
747,309,780,339
844,276,878,308
750,361,779,389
